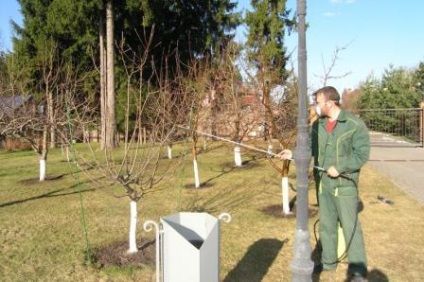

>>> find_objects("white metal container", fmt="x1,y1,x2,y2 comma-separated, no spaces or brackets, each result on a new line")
161,212,221,282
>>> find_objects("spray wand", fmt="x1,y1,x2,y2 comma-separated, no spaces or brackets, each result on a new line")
176,125,330,173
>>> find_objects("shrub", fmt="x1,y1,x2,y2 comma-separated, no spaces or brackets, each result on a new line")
1,137,32,151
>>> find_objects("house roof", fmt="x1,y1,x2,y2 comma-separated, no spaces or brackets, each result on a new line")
0,95,33,118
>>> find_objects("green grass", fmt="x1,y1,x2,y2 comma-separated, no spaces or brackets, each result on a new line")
0,142,424,281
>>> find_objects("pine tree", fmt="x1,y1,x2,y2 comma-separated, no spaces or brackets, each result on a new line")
245,0,293,139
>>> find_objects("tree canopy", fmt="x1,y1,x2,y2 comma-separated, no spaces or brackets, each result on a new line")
6,0,242,138
358,65,422,110
245,0,293,82
11,0,241,87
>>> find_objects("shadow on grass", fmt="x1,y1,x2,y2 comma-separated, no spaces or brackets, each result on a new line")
19,174,66,185
184,164,236,189
184,182,215,189
311,241,322,282
223,238,288,282
203,165,236,186
0,184,94,208
184,154,264,190
183,181,262,214
18,166,95,185
311,242,387,281
366,268,389,282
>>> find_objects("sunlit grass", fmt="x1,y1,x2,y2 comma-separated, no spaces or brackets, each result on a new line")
0,142,423,281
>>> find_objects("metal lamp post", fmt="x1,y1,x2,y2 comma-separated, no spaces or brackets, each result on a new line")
290,0,314,281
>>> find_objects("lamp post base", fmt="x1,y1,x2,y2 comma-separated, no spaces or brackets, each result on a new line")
291,229,314,281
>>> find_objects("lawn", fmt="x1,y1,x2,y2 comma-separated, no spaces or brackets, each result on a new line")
0,142,423,282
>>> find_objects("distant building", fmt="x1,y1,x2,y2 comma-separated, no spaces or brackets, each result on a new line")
0,95,34,119
0,95,35,149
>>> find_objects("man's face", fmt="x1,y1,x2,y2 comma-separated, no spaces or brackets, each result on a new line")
315,93,331,117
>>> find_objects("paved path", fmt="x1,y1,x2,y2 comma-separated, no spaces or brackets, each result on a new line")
368,146,424,205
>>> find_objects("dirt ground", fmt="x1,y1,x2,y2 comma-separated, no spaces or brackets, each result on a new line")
261,203,318,219
92,239,156,268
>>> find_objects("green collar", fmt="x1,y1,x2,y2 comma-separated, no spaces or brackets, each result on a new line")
318,109,347,124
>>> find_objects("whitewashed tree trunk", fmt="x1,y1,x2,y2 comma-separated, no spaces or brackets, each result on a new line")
167,145,172,159
281,176,292,215
193,159,200,188
234,145,242,167
61,145,70,162
39,159,47,181
39,125,48,182
267,144,273,157
128,200,138,253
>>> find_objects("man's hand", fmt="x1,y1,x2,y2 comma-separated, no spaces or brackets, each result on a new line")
327,166,340,178
277,149,293,160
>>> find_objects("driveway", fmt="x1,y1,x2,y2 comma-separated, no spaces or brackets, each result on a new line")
368,146,424,205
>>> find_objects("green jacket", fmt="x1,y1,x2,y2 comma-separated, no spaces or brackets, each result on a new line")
311,109,370,189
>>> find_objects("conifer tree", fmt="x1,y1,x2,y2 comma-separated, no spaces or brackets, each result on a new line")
245,0,293,140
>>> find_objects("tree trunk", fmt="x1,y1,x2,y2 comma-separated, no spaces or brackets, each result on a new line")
99,15,106,149
167,145,172,159
267,144,273,157
281,176,292,215
39,126,49,181
61,144,70,162
47,90,55,148
234,144,242,167
210,89,218,140
128,200,138,253
39,159,46,181
193,158,200,188
105,0,117,149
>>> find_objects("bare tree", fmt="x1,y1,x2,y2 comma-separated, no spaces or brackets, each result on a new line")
175,57,213,189
0,61,86,181
71,38,186,253
316,43,352,87
38,39,62,149
73,79,180,254
0,100,46,180
210,43,258,167
188,68,205,188
240,57,298,215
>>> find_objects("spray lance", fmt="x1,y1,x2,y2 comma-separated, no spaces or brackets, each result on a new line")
176,125,333,174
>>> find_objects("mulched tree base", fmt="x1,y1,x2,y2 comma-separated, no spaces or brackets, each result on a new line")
261,204,318,219
91,239,156,268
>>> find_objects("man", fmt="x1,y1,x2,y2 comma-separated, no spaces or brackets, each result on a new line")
281,86,370,281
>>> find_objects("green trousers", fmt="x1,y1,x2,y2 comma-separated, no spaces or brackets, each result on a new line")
318,184,367,276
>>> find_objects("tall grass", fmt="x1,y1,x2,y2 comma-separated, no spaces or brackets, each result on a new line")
0,142,423,281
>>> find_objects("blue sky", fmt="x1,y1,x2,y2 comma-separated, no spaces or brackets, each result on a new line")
0,0,20,51
237,0,424,92
1,0,423,92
